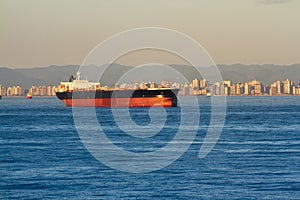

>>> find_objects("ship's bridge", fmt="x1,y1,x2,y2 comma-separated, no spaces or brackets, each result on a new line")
60,80,100,91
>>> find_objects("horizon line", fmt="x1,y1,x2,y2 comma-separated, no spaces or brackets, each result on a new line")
1,62,300,70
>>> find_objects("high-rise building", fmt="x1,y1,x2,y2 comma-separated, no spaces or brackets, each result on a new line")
161,80,169,88
224,85,230,96
39,86,47,96
230,85,236,95
30,86,38,95
254,82,262,95
294,85,300,95
179,83,191,96
219,84,225,95
244,83,250,95
150,82,156,89
283,79,292,94
0,84,5,96
276,81,283,94
269,83,276,95
270,87,277,95
264,86,270,94
47,86,52,96
199,79,207,88
214,82,221,95
51,86,57,96
248,80,262,95
6,86,22,96
223,80,231,87
236,82,244,95
6,87,13,96
199,88,207,95
14,86,23,96
192,79,199,89
139,82,147,89
208,85,216,95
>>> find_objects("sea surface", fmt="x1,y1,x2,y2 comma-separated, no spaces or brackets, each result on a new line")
0,96,299,199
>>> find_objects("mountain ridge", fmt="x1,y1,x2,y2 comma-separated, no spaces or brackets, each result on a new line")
1,64,300,89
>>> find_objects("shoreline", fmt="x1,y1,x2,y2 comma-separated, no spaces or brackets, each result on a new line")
187,94,300,97
1,96,56,99
1,95,300,99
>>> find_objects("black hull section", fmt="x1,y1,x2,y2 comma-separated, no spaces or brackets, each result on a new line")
56,89,179,107
56,89,179,99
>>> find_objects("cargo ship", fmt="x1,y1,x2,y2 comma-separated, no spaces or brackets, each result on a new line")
56,72,179,107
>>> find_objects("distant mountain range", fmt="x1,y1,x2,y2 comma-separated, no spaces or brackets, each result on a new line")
0,63,300,89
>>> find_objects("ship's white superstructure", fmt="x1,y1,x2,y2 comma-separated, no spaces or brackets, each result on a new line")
59,72,100,91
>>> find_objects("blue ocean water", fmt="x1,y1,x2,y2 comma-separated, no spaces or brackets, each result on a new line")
0,96,299,199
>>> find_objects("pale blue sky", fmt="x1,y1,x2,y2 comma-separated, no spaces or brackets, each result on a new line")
0,0,299,68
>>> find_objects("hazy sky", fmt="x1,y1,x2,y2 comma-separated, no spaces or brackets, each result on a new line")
1,0,299,68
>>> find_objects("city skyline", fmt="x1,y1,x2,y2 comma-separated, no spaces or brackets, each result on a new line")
1,0,300,68
1,77,300,97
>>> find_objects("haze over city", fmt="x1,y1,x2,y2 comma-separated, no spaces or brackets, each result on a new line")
1,0,300,68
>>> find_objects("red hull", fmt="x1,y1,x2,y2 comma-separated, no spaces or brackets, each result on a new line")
61,97,174,107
